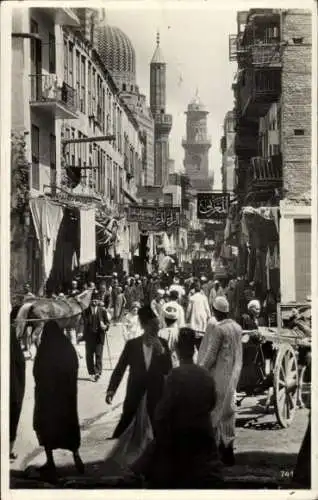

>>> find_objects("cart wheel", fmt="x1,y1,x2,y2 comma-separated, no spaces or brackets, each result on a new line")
273,344,298,428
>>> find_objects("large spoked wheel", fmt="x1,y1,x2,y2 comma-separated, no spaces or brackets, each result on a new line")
273,344,298,428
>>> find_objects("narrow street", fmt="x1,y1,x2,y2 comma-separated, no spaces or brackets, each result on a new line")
11,321,308,489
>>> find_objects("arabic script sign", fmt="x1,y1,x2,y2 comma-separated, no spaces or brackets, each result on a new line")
127,206,181,230
197,192,230,220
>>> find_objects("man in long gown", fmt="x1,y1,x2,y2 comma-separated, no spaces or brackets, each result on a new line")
131,327,224,488
197,296,243,466
105,306,172,439
186,281,211,349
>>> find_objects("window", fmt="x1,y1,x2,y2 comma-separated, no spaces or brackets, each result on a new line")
63,39,68,83
68,42,74,88
71,127,76,166
75,50,80,109
64,127,70,166
49,34,56,74
293,37,304,45
80,55,86,113
294,129,305,136
92,68,96,115
50,133,56,187
87,62,91,115
31,125,40,190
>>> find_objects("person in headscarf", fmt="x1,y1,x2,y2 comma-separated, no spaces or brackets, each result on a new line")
241,300,261,330
105,306,172,457
131,327,224,489
197,296,243,466
10,305,26,461
33,320,84,480
123,302,143,341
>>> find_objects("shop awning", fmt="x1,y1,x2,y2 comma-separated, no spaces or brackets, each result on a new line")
122,188,139,205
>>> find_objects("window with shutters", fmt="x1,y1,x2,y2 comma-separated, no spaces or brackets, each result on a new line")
63,39,68,83
50,133,56,187
87,62,91,115
31,124,40,190
80,55,86,113
68,42,74,88
49,34,56,74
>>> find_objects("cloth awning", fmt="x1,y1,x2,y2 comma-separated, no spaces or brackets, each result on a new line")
29,197,64,289
79,207,96,266
122,188,139,205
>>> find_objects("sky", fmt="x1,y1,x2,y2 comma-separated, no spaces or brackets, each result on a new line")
105,6,238,189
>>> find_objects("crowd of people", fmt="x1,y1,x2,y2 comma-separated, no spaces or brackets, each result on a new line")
9,269,310,488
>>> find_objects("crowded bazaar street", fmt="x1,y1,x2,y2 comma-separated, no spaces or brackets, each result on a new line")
5,3,313,495
10,322,309,489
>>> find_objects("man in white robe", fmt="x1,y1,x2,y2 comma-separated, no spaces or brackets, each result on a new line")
197,296,243,466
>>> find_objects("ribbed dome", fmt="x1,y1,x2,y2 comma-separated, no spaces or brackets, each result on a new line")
96,24,136,91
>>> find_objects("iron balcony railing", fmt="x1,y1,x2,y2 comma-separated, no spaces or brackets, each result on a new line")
30,74,78,113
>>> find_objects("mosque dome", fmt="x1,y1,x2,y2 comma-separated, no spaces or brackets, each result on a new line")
95,24,136,91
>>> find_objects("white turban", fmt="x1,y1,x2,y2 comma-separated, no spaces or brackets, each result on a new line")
247,300,261,311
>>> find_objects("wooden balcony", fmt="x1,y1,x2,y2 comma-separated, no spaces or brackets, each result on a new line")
247,154,282,190
238,68,281,118
30,74,78,119
234,130,258,156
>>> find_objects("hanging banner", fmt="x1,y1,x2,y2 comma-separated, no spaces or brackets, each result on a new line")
197,192,230,220
127,206,181,231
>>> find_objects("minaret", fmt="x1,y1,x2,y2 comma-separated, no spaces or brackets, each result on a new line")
182,90,213,191
150,32,172,187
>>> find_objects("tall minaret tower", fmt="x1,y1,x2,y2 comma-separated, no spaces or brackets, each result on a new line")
182,90,213,191
150,32,172,187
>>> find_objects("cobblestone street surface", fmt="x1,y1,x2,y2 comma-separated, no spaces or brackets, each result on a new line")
10,323,309,489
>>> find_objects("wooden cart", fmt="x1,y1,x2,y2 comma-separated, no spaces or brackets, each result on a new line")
237,325,311,428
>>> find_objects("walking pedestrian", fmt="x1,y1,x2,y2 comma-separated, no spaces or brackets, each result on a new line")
165,290,185,329
123,302,142,342
159,304,180,366
105,305,172,465
113,286,126,323
131,327,224,488
197,296,243,466
10,305,26,461
186,281,211,349
83,290,110,382
33,320,84,481
150,289,165,328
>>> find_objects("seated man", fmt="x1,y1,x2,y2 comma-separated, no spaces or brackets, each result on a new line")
131,327,224,489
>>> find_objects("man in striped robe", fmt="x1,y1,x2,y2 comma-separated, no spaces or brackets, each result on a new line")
197,296,243,466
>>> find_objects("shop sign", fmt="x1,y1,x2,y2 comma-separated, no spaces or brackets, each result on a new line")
197,192,230,220
127,206,181,231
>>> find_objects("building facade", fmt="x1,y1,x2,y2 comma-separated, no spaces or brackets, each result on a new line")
221,110,236,193
182,92,213,192
11,7,146,294
229,8,312,304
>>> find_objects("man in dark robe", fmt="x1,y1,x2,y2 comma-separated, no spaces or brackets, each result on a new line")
10,305,26,461
105,306,172,438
